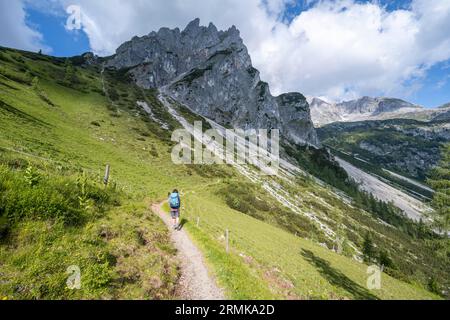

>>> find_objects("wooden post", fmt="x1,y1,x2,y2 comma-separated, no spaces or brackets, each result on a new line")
196,217,200,227
226,229,229,253
103,164,110,188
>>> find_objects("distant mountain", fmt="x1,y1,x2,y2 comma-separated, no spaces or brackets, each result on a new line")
308,97,346,126
318,118,450,182
309,96,450,127
432,103,450,121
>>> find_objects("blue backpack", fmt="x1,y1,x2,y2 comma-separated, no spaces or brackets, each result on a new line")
169,192,180,209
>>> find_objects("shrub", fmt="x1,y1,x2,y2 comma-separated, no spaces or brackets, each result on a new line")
0,51,10,62
428,277,441,295
84,261,113,290
226,195,250,214
0,165,121,228
63,59,77,86
108,87,120,101
378,249,396,270
218,180,322,240
0,215,9,240
0,66,32,85
24,165,40,187
149,145,159,158
31,77,55,106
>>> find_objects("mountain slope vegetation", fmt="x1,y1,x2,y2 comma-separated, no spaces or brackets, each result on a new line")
317,119,450,187
428,143,450,232
0,46,448,300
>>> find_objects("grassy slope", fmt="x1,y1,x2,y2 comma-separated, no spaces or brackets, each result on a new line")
0,47,443,300
163,187,438,300
0,48,187,299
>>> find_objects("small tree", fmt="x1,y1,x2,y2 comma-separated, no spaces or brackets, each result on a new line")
108,87,120,101
362,232,376,263
334,214,346,254
24,165,40,187
378,249,395,269
25,70,32,84
31,76,40,90
428,143,450,233
63,59,76,86
417,218,427,239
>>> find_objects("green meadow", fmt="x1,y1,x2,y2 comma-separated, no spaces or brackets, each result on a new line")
0,47,446,300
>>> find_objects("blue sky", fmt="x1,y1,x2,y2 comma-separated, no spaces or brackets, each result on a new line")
25,0,418,56
282,0,413,23
26,7,90,57
2,0,449,108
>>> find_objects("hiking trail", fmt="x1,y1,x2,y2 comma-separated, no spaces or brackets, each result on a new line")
151,202,225,300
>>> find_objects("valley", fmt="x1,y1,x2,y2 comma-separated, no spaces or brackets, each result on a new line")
317,119,449,184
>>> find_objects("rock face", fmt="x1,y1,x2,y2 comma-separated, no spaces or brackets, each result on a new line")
276,93,319,145
309,96,425,127
106,18,319,146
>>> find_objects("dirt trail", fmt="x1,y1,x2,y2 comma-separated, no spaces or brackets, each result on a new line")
151,202,225,300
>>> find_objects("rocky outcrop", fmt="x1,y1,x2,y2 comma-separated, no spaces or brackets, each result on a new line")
276,93,320,146
106,18,319,146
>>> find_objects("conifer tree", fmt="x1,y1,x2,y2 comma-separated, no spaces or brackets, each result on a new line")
428,143,450,233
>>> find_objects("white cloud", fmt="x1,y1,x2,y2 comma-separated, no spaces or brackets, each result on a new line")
263,0,450,101
0,0,49,53
16,0,450,101
54,0,282,57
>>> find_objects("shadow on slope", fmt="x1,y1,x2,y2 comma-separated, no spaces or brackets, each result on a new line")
0,100,51,127
301,249,379,300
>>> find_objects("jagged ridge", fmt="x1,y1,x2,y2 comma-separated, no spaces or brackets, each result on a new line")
106,18,320,146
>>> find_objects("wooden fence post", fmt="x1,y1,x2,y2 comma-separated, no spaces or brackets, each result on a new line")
226,229,229,253
103,164,110,188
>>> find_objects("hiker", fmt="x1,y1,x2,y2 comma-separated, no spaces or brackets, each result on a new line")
169,189,181,230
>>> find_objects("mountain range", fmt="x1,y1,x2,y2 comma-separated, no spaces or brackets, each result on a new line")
309,96,450,127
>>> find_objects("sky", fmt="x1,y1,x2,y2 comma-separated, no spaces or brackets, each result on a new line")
1,0,450,108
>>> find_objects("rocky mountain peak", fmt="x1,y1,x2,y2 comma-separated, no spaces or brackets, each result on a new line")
183,17,200,33
106,19,319,146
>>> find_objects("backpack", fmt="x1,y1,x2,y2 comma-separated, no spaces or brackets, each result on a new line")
169,192,180,209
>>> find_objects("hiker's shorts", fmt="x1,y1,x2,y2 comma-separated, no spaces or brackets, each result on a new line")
170,209,180,219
